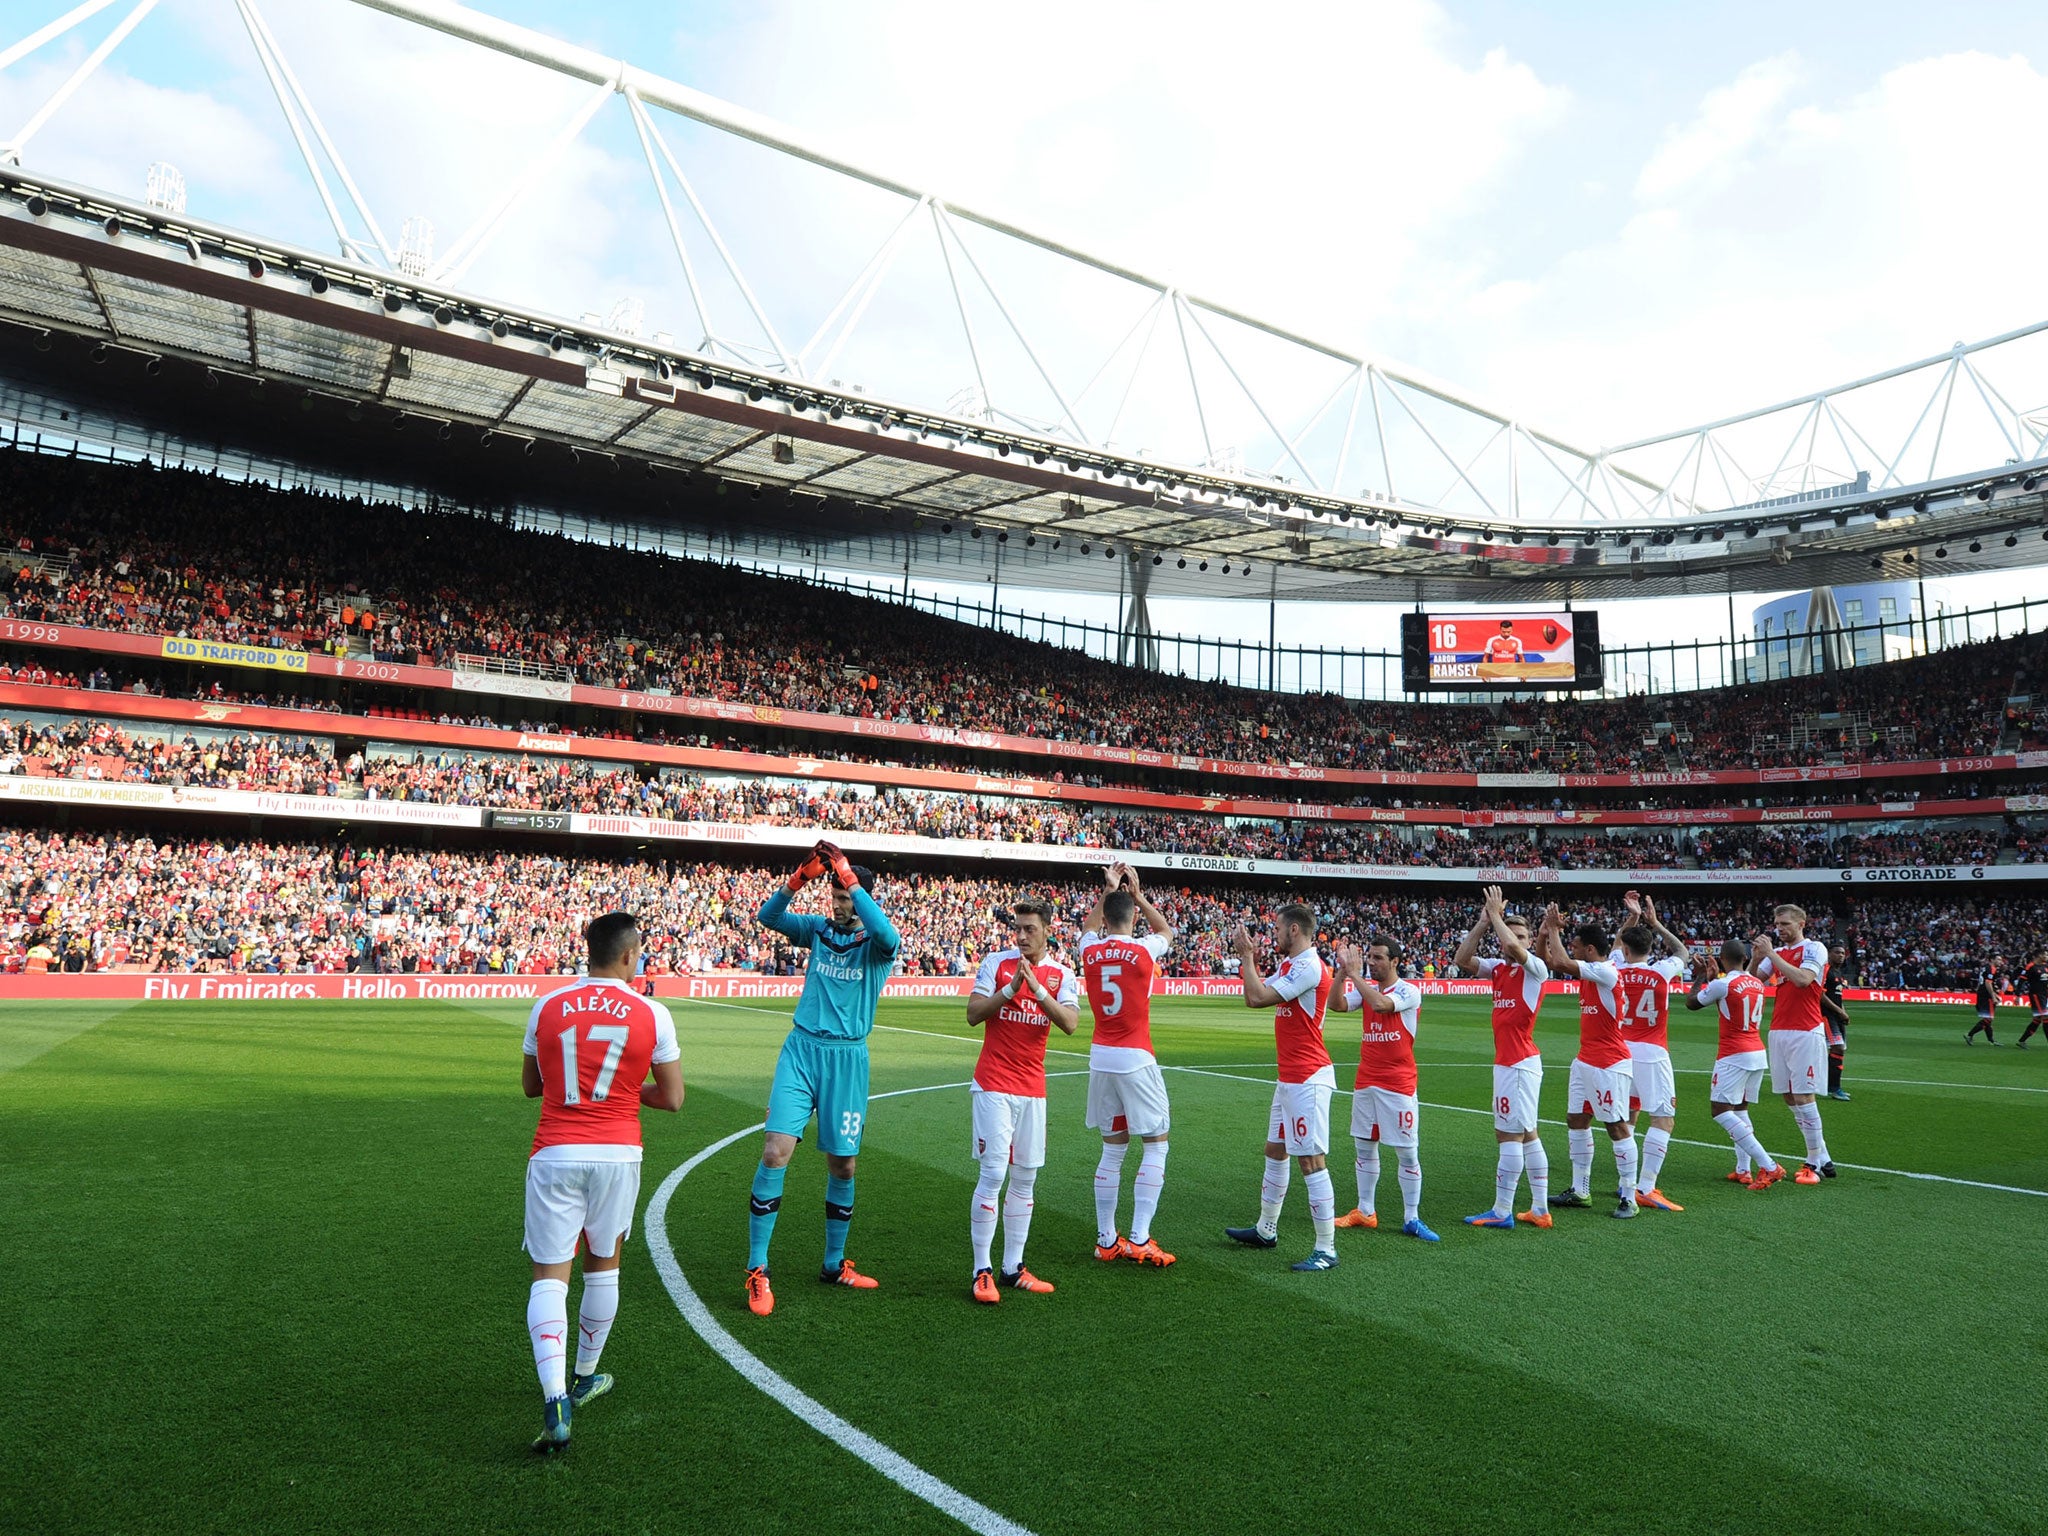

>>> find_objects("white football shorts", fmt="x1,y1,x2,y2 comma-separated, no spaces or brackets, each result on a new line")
1492,1059,1543,1134
1567,1058,1634,1123
1350,1085,1419,1148
1627,1052,1678,1119
1085,1064,1171,1138
1768,1030,1827,1095
1267,1079,1333,1157
971,1086,1047,1169
523,1158,641,1264
1709,1050,1768,1106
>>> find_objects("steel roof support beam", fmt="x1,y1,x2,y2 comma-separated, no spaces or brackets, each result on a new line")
624,89,714,354
633,98,796,374
0,0,126,76
930,201,992,421
1169,291,1213,466
1,0,156,164
433,72,615,285
238,0,395,266
933,202,1091,446
1181,301,1319,490
800,194,926,377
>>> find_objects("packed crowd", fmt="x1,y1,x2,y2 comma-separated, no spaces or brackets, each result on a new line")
5,716,2031,871
2,825,2038,988
2,452,2033,776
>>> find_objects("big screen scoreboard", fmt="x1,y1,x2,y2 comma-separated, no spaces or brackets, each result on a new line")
1399,609,1603,692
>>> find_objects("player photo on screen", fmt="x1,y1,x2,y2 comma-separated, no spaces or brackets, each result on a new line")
1426,612,1577,684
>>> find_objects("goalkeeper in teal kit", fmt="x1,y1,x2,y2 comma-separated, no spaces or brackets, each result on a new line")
744,839,900,1317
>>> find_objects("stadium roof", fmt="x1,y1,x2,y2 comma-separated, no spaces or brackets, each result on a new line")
3,168,2048,603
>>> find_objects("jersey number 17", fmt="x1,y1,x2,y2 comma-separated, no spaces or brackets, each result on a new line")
559,1024,631,1104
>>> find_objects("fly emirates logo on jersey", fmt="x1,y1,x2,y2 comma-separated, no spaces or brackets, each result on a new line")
972,950,1078,1097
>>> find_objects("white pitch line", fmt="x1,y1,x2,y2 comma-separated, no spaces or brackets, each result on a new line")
644,1078,1039,1536
1161,1065,2048,1200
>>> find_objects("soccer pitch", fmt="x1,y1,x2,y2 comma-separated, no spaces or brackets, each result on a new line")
4,994,2044,1536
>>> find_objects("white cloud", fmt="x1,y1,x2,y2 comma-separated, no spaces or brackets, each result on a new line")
1634,53,1801,204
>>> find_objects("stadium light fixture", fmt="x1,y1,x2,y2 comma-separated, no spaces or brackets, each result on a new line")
1080,543,1091,554
1977,486,1993,502
1936,545,1949,558
2005,534,2018,547
143,356,161,377
29,330,50,352
522,438,536,456
1198,560,1208,571
771,439,795,464
970,528,982,539
246,256,266,280
2025,475,2042,492
437,422,453,441
433,305,455,326
1152,553,1163,565
549,332,569,352
1105,547,1115,559
1177,557,1186,568
1546,533,1559,546
997,531,1009,543
1050,539,1060,550
90,343,106,363
307,271,329,295
382,290,404,314
941,522,953,534
1221,563,1231,575
491,317,511,338
1969,539,1982,553
24,195,47,218
1912,497,1928,514
103,215,120,238
1025,535,1035,547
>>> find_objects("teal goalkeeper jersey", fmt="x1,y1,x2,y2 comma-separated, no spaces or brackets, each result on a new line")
756,884,902,1040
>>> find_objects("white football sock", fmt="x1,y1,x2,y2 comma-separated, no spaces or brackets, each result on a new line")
574,1268,619,1377
1130,1141,1167,1245
1714,1109,1775,1173
527,1278,569,1401
1394,1146,1423,1223
1304,1168,1336,1252
1521,1137,1549,1215
970,1159,1005,1273
1612,1132,1638,1203
1493,1139,1525,1218
1093,1141,1129,1245
1354,1140,1381,1216
1568,1127,1595,1195
1258,1154,1290,1238
1792,1102,1831,1166
1639,1126,1671,1195
1001,1164,1038,1272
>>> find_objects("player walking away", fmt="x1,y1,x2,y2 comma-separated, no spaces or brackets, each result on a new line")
1330,936,1440,1242
1454,888,1554,1231
746,841,901,1318
1620,893,1691,1211
1077,862,1178,1267
1822,943,1852,1098
1223,905,1342,1271
966,896,1081,1303
1750,904,1838,1183
1684,939,1785,1189
2017,953,2048,1048
1540,905,1640,1220
521,913,685,1453
1966,964,2000,1045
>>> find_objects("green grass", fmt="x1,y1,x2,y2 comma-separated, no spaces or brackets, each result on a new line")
2,994,2044,1535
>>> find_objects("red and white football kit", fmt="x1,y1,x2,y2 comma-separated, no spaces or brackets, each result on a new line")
1473,953,1547,1132
1566,959,1634,1122
1616,951,1687,1117
1484,634,1524,663
1697,969,1769,1105
1759,939,1829,1095
1078,929,1172,1137
969,948,1080,1169
1344,977,1421,1149
1265,948,1335,1156
521,978,681,1263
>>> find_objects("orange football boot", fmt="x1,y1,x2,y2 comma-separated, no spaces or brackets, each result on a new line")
1636,1189,1685,1212
1126,1237,1177,1266
1749,1164,1786,1190
1334,1208,1378,1229
971,1268,1001,1305
821,1259,879,1289
1094,1235,1138,1261
1794,1165,1823,1185
1003,1267,1055,1294
1515,1210,1554,1228
1725,1170,1754,1186
744,1266,774,1317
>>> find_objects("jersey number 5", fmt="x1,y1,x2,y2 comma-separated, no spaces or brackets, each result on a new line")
558,1023,631,1104
1096,963,1124,1019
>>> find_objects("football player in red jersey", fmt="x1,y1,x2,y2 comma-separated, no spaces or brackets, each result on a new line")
1750,904,1837,1182
1684,937,1784,1188
965,896,1081,1303
1224,903,1341,1271
1454,888,1555,1230
1077,862,1178,1266
520,913,684,1453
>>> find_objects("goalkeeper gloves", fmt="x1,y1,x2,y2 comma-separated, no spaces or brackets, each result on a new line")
786,853,826,892
815,839,859,892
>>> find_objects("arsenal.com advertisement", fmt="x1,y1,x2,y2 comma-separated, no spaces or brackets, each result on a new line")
0,973,1986,1006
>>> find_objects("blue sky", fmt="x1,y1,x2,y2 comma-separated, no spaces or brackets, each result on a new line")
5,0,2047,665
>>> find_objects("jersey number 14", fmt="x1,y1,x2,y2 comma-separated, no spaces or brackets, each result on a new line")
559,1024,631,1104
